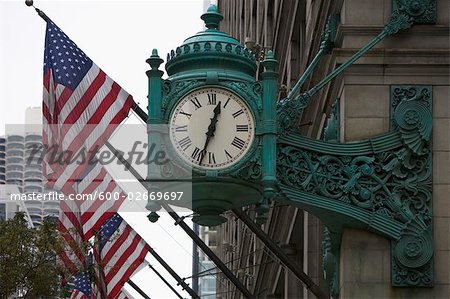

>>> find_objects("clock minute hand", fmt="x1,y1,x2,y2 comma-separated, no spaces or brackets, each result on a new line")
199,101,221,165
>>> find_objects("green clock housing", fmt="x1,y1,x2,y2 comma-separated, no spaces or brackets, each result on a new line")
146,5,278,227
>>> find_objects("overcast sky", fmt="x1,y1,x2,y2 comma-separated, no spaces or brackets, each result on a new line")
0,1,218,298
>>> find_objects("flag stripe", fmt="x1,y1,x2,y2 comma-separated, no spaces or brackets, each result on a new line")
43,20,134,277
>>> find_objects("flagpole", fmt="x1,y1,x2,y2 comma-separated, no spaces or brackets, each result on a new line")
25,0,49,22
127,279,151,299
146,262,184,299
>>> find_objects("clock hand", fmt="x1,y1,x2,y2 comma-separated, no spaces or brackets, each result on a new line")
199,101,221,165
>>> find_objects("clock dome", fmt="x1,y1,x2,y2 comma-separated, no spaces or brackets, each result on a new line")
165,5,257,79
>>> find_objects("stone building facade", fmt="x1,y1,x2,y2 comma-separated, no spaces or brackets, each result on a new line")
215,0,449,298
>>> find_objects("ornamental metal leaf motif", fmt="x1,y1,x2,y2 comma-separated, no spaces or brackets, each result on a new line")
277,86,433,287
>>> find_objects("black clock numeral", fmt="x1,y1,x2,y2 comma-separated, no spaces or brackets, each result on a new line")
207,93,217,105
178,136,192,150
190,97,202,110
236,124,249,132
232,109,244,118
223,98,230,108
224,149,233,160
208,152,216,164
175,125,188,132
180,110,192,119
191,147,202,162
231,137,245,150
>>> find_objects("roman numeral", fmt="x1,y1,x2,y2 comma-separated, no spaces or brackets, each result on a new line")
231,137,245,150
178,136,192,150
223,98,230,108
191,147,202,162
175,125,188,132
208,152,216,164
224,149,233,160
236,124,249,132
190,97,202,110
180,111,191,119
232,109,244,118
207,93,217,105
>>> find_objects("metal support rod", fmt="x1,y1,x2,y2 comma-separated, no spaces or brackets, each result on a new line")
163,204,254,298
147,262,184,299
127,279,151,299
104,141,253,298
288,15,336,99
306,30,388,98
288,47,326,99
149,248,200,299
232,208,329,299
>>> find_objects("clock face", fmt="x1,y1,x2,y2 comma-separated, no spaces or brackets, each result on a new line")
169,87,255,170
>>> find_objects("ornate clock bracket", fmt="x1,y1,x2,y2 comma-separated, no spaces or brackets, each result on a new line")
274,0,436,296
277,86,433,294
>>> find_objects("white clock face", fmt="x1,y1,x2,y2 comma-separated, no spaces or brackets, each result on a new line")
169,87,255,170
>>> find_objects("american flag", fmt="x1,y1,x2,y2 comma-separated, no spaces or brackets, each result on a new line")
42,20,133,272
70,271,94,299
96,214,149,298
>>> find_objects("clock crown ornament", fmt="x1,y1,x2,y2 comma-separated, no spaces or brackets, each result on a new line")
165,5,257,79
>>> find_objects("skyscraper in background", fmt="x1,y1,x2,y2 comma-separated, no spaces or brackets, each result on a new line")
0,137,5,185
2,107,59,227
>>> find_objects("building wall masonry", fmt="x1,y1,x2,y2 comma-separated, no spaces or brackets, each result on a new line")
340,0,449,298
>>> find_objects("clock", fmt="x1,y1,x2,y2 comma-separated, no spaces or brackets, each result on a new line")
169,87,255,170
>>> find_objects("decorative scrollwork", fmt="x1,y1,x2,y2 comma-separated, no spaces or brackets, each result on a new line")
234,148,262,181
393,215,433,285
392,86,432,156
277,85,433,287
162,80,201,113
276,93,311,134
384,0,436,36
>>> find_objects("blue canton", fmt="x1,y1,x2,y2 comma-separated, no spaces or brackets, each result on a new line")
44,21,93,90
74,271,92,297
100,214,123,250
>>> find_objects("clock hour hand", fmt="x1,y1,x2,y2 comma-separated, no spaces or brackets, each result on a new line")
199,101,221,165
